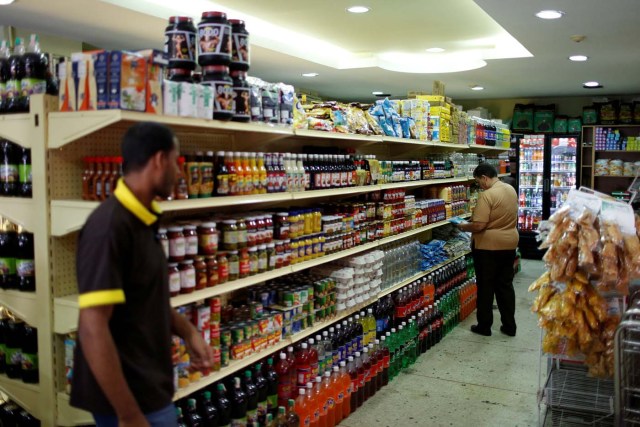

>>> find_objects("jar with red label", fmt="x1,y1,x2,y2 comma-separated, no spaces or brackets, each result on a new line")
184,225,198,258
194,256,207,290
217,252,229,284
168,227,186,262
206,255,219,287
198,222,218,256
239,249,250,279
282,239,291,267
275,212,290,240
246,217,257,247
179,260,196,294
255,216,266,245
274,240,284,269
264,214,274,243
237,218,248,249
158,228,169,259
168,263,180,297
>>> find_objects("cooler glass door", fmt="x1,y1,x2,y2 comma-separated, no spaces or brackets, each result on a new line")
549,136,578,215
517,135,545,232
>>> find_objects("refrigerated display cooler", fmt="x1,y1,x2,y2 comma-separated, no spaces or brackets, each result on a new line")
515,134,580,259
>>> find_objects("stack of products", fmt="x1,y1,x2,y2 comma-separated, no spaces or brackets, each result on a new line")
0,400,40,427
379,240,422,290
0,219,36,292
595,159,640,177
0,309,39,384
0,140,32,198
530,190,640,377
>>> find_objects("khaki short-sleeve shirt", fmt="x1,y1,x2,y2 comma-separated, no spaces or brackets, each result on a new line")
472,180,519,250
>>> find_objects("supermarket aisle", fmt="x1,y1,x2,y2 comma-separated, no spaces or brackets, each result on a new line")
340,259,547,427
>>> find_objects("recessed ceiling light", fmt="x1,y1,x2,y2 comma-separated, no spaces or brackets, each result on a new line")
470,85,484,91
569,55,588,62
426,47,445,53
372,91,384,95
536,10,564,19
302,73,319,77
583,81,603,89
346,6,370,13
0,0,16,4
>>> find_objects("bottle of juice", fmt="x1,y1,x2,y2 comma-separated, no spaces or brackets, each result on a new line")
307,338,319,379
20,324,37,383
257,152,268,194
347,356,358,412
321,371,335,427
234,151,245,196
6,37,25,113
216,383,232,427
295,388,310,427
286,398,300,427
265,357,279,418
380,336,390,387
276,406,288,427
0,40,10,113
330,366,343,424
81,157,96,200
177,407,188,427
199,151,214,198
276,352,293,409
214,151,230,196
231,377,248,427
244,370,258,425
90,157,104,201
249,152,260,195
313,376,327,427
338,361,351,420
174,156,189,200
306,382,319,427
21,34,48,111
185,154,201,199
296,343,311,388
225,151,238,196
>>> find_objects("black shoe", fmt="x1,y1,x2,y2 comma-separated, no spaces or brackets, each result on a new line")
470,325,492,336
500,326,516,337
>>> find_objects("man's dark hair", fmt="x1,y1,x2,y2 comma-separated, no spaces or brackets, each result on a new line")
473,163,498,179
121,122,176,174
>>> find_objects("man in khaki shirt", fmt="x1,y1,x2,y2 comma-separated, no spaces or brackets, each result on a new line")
457,163,519,337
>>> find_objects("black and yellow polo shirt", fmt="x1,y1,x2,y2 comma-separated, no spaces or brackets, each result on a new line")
70,178,174,415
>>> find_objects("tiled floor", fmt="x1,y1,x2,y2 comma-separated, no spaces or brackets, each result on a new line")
339,258,547,427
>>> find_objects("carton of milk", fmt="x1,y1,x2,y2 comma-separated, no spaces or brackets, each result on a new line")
108,51,147,111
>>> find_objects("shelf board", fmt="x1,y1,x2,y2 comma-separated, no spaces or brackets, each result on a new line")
431,142,470,151
48,110,295,149
290,185,375,200
518,207,542,211
0,290,41,329
583,124,640,128
466,144,510,153
594,175,635,178
0,376,41,420
293,129,381,144
0,112,39,149
0,198,36,232
290,240,380,273
57,392,93,426
382,136,428,146
595,150,640,153
53,295,80,335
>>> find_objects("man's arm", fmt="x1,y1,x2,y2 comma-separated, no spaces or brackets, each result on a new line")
171,308,213,371
78,306,148,426
458,221,488,233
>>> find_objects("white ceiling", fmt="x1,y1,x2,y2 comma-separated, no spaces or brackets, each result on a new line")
1,0,639,103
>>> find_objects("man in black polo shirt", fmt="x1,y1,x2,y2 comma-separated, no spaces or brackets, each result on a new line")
70,123,212,427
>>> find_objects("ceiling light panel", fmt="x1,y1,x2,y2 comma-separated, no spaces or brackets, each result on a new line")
302,73,319,77
583,81,600,87
426,47,445,53
535,10,564,19
569,55,588,62
346,6,370,13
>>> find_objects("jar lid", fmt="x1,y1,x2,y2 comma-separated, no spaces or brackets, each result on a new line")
169,16,193,23
168,226,183,232
202,11,227,19
229,19,245,26
223,219,237,224
277,212,289,218
158,228,168,233
194,256,205,261
248,246,257,252
180,259,194,264
203,65,230,74
230,250,238,254
184,225,197,230
267,243,275,248
168,263,178,267
200,222,217,228
258,244,267,249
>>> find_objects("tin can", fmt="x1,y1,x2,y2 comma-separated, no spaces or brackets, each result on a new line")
231,325,244,344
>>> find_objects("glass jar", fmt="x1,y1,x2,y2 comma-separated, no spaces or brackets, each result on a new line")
217,252,229,284
239,249,250,279
297,237,305,261
283,239,291,267
266,243,276,271
197,222,218,256
274,240,284,270
168,263,180,297
264,214,274,243
222,219,238,251
290,239,299,265
168,226,186,262
183,225,198,258
255,215,266,245
237,218,248,249
246,216,257,247
257,244,268,273
228,250,239,281
205,255,219,287
158,228,169,259
275,212,290,240
304,237,313,261
179,260,196,294
248,246,258,276
194,256,207,291
313,209,322,233
304,209,314,236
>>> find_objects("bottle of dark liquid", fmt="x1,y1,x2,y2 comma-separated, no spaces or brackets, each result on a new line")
18,147,31,198
184,398,203,427
231,377,248,427
6,38,25,113
265,357,279,418
1,140,18,196
0,315,7,373
215,383,232,427
17,410,40,427
6,318,24,379
198,391,218,427
214,151,230,197
253,363,268,424
0,221,17,289
0,41,10,113
16,231,35,292
177,407,188,427
0,401,20,426
21,324,38,383
21,34,48,112
243,370,258,425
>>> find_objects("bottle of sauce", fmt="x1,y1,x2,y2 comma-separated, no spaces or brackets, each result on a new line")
198,391,219,427
238,248,250,279
16,230,35,292
0,41,10,113
234,152,245,196
205,255,218,287
168,263,180,297
21,324,38,383
18,147,31,198
0,221,17,289
265,357,279,418
91,157,105,201
214,151,230,196
244,370,259,425
216,383,232,427
168,227,186,262
174,156,189,200
179,259,196,294
257,153,268,194
193,256,207,291
248,152,260,195
217,252,229,284
81,157,96,201
99,157,114,201
228,250,239,281
185,154,201,199
199,151,214,198
275,352,292,410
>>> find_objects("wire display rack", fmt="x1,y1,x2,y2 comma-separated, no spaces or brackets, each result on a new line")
614,288,640,426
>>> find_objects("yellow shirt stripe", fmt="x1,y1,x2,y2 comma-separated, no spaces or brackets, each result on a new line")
113,178,161,225
78,289,126,309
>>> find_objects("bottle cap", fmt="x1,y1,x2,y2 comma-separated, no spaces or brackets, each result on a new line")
299,388,306,396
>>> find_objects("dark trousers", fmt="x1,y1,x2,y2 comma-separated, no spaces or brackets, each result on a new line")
472,247,517,332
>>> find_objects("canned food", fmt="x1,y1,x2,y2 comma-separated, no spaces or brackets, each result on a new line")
231,326,244,344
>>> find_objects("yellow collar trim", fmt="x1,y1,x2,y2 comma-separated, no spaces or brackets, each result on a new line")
113,178,161,226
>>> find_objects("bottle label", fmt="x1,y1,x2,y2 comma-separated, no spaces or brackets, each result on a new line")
337,391,344,403
314,173,322,189
258,256,267,272
223,230,238,245
356,335,363,352
210,81,234,114
5,79,20,99
278,377,292,401
180,268,195,290
199,233,219,254
164,29,196,63
6,347,21,366
21,352,38,371
332,350,340,367
232,33,250,65
169,271,181,293
216,173,230,195
246,408,257,423
239,258,250,276
228,173,238,195
327,397,335,410
231,417,247,427
186,236,198,256
16,259,34,278
198,23,231,57
169,237,186,258
338,344,346,362
229,260,239,276
277,173,286,192
0,256,16,276
18,164,32,184
200,164,214,196
20,78,46,95
310,361,319,377
303,415,311,426
297,367,311,387
0,164,19,183
267,393,278,411
257,399,268,418
233,87,251,119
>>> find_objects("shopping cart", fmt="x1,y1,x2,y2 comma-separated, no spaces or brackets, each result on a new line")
614,290,640,426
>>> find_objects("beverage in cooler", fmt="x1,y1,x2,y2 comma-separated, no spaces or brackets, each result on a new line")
549,137,578,214
517,135,544,232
